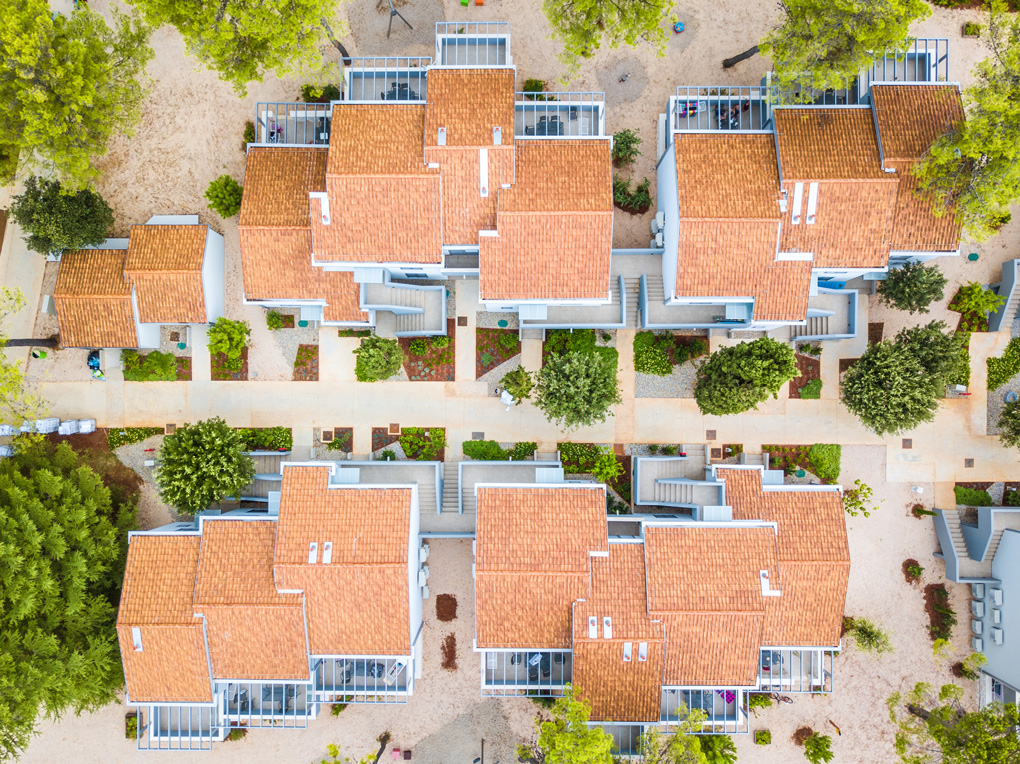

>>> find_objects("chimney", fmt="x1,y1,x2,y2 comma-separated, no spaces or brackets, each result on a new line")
322,541,333,564
308,542,319,564
760,569,782,597
493,126,502,145
131,627,143,652
438,126,447,146
791,183,804,225
623,642,633,662
603,616,613,639
588,616,598,639
319,196,331,226
806,182,819,224
638,642,648,662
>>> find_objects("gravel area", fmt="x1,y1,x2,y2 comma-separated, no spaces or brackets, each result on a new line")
476,310,519,329
986,369,1020,435
158,325,192,357
478,354,521,396
372,440,407,460
635,361,698,398
1011,315,1019,339
112,434,182,530
265,310,318,370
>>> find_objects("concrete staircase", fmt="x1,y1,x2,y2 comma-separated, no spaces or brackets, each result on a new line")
364,283,426,311
997,289,1020,329
535,450,559,462
623,277,640,327
521,328,545,341
441,462,459,513
740,452,770,469
985,527,1006,563
654,480,696,504
645,274,666,302
791,315,830,339
943,510,968,556
418,478,437,516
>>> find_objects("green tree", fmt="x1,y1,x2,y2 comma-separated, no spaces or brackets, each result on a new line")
535,351,622,429
803,732,834,764
997,399,1020,450
0,438,137,761
206,317,250,372
693,337,799,415
895,321,965,388
0,1,153,189
501,367,534,404
542,0,673,72
950,282,1007,318
877,262,948,314
9,177,114,255
204,175,243,218
887,683,1020,764
128,0,350,95
591,448,624,484
843,479,882,518
841,340,941,435
0,288,45,422
761,0,929,97
637,709,709,763
155,417,255,515
914,1,1020,240
847,616,893,654
353,336,404,382
518,686,614,764
699,735,737,764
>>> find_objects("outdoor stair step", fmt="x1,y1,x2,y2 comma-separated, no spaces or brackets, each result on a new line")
441,462,460,513
521,328,545,341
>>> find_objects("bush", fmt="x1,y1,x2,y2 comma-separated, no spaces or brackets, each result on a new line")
803,732,834,764
326,431,351,451
907,562,925,579
205,174,243,217
237,427,292,451
799,379,823,399
463,440,508,461
125,714,137,740
509,442,537,460
409,338,429,356
398,427,446,461
949,332,971,387
661,445,677,455
225,728,247,742
121,350,177,382
877,261,948,314
301,83,340,102
755,730,772,745
545,329,596,357
536,351,622,429
963,21,982,35
207,317,251,372
379,449,396,461
648,444,659,454
266,310,284,330
501,367,534,404
612,176,653,212
431,335,451,349
700,735,737,764
747,693,772,715
354,336,404,382
108,427,163,450
694,337,799,415
807,444,841,481
633,332,672,376
949,282,1006,317
954,486,992,506
612,128,642,167
10,176,115,255
844,478,881,518
330,703,347,716
987,338,1020,389
243,120,256,144
498,331,519,353
591,448,624,483
521,78,547,98
848,617,893,654
687,337,709,358
1000,400,1020,450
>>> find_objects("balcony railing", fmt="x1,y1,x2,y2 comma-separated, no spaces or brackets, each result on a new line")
661,688,749,734
671,87,772,133
757,648,836,693
315,657,410,703
254,102,332,146
136,706,217,751
435,22,510,66
221,682,312,728
481,650,572,697
515,92,605,138
344,57,431,103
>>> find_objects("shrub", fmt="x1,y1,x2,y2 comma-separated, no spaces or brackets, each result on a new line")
545,329,596,357
1006,487,1020,506
648,444,659,454
694,337,799,415
326,431,351,451
409,338,429,356
399,427,446,461
509,442,537,460
480,351,495,366
848,617,893,654
536,351,621,429
225,729,247,742
611,128,642,167
463,440,508,461
301,83,340,102
963,21,982,35
987,338,1020,389
330,703,347,716
844,479,881,517
949,281,1006,317
237,427,292,451
907,562,925,579
266,310,284,330
755,730,772,745
207,317,251,372
687,337,709,358
661,445,677,455
613,176,654,212
521,78,547,98
431,335,451,349
954,486,992,506
10,176,114,254
243,120,256,144
803,732,834,764
125,714,137,740
498,331,519,353
108,427,163,449
799,379,823,399
204,174,244,217
700,735,737,764
501,367,534,403
379,449,396,461
354,336,404,382
633,332,671,376
807,444,841,481
747,693,772,715
601,332,612,342
559,442,602,472
121,350,177,382
591,448,624,483
877,261,948,314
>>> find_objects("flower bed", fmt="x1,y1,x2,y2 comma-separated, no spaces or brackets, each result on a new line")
924,583,957,641
293,344,319,381
211,348,248,381
789,353,821,399
762,444,841,482
558,442,631,503
398,320,456,381
476,328,520,378
237,427,293,451
372,427,400,452
122,350,190,381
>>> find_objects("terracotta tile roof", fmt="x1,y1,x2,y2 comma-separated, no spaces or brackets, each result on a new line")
125,225,206,271
117,535,212,703
479,211,613,300
573,544,661,643
572,639,664,722
887,160,962,253
675,219,811,321
200,604,310,681
238,148,368,322
762,563,849,647
327,104,430,176
475,572,588,649
774,108,887,180
424,69,516,147
194,520,300,607
239,147,327,228
53,250,137,348
675,134,782,219
500,140,613,213
128,272,206,324
871,85,964,162
425,145,513,245
778,179,898,268
660,613,763,686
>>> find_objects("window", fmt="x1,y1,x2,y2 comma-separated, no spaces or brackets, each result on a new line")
404,270,427,279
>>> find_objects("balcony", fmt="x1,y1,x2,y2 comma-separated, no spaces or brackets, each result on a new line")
315,657,410,703
344,57,431,103
481,650,572,697
661,688,748,734
757,649,836,693
221,682,312,728
135,706,217,751
435,22,510,66
670,87,772,133
515,92,605,138
254,102,332,146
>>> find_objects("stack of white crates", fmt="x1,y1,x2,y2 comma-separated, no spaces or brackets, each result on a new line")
57,419,79,436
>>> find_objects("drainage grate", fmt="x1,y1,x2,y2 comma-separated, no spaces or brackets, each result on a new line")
389,423,400,435
165,423,176,434
706,430,717,441
965,458,974,468
902,439,912,449
472,432,485,440
710,448,722,459
457,316,468,327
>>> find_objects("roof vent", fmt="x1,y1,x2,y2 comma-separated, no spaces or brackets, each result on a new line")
493,126,502,146
623,642,633,662
760,569,782,597
806,182,819,224
479,148,489,198
131,627,143,653
307,541,318,564
438,126,447,146
791,183,804,225
588,616,598,639
638,642,648,662
320,196,331,226
322,541,333,564
603,616,613,639
971,583,986,598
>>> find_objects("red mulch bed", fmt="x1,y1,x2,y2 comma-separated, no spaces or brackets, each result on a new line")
476,328,521,378
372,427,400,452
792,727,813,746
839,357,859,374
613,454,633,504
398,319,456,381
789,353,821,399
923,583,955,642
902,559,923,586
280,314,295,328
175,357,192,381
441,634,457,671
868,322,884,345
211,348,248,381
293,344,319,381
436,594,457,622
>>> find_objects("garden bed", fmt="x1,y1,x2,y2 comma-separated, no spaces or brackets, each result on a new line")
122,350,191,381
237,427,293,452
902,558,923,586
436,594,457,621
633,331,707,399
398,320,456,381
558,441,632,504
789,353,821,399
372,427,400,452
923,583,957,642
371,426,446,461
476,327,521,379
293,344,319,381
316,426,353,458
838,357,859,374
762,444,841,482
211,348,248,381
868,322,884,345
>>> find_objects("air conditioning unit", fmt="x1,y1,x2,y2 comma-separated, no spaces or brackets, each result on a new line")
422,585,430,599
972,637,983,651
992,608,1001,624
419,543,431,563
650,218,661,235
972,619,983,635
971,583,986,599
991,588,1003,605
653,232,664,248
992,628,1003,645
972,601,985,617
655,211,665,230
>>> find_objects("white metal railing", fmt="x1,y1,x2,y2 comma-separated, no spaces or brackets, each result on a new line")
315,657,410,703
435,22,510,66
671,87,772,132
757,648,835,693
481,650,572,696
515,92,604,138
254,102,332,146
344,57,431,102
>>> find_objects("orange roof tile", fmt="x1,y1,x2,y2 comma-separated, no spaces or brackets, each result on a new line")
762,563,849,647
117,624,212,703
660,613,763,686
425,145,513,245
128,272,206,324
119,535,202,626
54,250,137,348
778,179,898,268
871,85,964,162
200,604,310,681
573,639,664,722
573,544,661,643
500,141,613,213
774,108,887,180
424,69,515,147
887,159,962,253
239,147,327,228
327,104,430,176
125,225,206,272
675,134,782,219
675,219,811,322
476,572,588,649
194,520,300,607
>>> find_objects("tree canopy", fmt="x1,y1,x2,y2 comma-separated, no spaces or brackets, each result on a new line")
9,177,114,255
914,0,1020,240
155,417,254,514
542,0,673,72
535,351,622,430
0,2,153,189
128,0,349,95
0,438,136,761
353,336,404,383
997,399,1020,450
518,686,615,764
0,287,45,422
877,262,948,315
761,0,929,96
693,337,799,415
893,321,965,388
